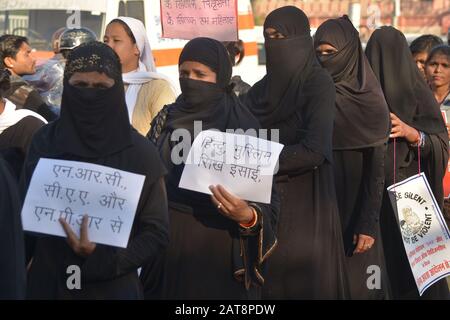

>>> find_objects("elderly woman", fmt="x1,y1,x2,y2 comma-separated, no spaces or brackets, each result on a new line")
21,42,169,299
144,37,279,299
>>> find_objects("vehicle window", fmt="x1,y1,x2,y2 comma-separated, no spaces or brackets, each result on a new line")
0,9,104,51
118,1,145,26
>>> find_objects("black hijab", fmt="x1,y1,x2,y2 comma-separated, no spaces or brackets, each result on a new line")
314,16,390,150
56,41,132,158
165,37,259,136
365,26,446,135
245,6,315,128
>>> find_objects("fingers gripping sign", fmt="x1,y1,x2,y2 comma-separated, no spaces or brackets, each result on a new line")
209,184,256,225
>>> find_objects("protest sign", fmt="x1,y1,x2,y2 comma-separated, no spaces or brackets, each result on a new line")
387,173,450,295
179,130,284,203
21,158,145,248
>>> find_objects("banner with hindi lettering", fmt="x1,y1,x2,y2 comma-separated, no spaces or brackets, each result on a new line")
160,0,238,41
179,130,284,203
387,173,450,295
21,158,145,248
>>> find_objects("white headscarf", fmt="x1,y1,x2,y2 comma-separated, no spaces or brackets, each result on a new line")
115,17,176,121
0,99,47,135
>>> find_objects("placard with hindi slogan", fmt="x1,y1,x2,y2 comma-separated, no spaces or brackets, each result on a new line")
179,130,284,203
21,158,145,248
160,0,238,41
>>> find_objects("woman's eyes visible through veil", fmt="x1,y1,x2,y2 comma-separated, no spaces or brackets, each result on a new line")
316,50,337,56
315,44,338,56
264,28,285,39
71,81,110,90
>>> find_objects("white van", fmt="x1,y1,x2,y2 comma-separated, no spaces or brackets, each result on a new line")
1,0,262,86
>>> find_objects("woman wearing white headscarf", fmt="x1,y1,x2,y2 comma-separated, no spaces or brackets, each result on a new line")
104,17,176,136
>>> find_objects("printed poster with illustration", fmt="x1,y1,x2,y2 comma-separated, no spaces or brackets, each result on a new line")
387,173,450,295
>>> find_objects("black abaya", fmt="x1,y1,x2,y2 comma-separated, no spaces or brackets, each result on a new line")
333,147,391,299
22,128,169,299
314,16,391,299
21,42,169,299
366,26,449,299
245,8,349,299
145,38,279,299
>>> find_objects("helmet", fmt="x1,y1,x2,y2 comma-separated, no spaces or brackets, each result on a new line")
51,27,67,54
59,27,97,51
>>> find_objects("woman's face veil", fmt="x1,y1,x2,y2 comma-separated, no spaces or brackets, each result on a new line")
57,41,132,157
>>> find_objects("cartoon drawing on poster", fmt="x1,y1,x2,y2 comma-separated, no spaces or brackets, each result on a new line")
387,173,450,295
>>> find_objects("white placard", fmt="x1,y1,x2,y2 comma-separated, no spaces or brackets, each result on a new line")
179,130,284,203
387,173,450,295
21,158,146,248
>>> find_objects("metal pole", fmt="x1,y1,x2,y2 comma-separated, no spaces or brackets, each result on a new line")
349,1,361,33
393,0,401,28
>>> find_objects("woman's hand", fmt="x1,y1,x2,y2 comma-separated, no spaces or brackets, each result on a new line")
60,214,96,258
353,234,375,254
209,185,254,224
390,113,420,144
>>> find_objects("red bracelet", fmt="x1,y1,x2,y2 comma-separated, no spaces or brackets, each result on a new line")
239,207,258,228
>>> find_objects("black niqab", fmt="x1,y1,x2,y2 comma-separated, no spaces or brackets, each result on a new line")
56,42,132,158
246,6,315,128
166,37,258,135
314,16,390,150
245,6,333,161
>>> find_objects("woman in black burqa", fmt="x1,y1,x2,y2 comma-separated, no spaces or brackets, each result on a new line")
144,37,279,299
366,26,449,299
314,16,391,299
21,42,169,299
244,6,349,299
